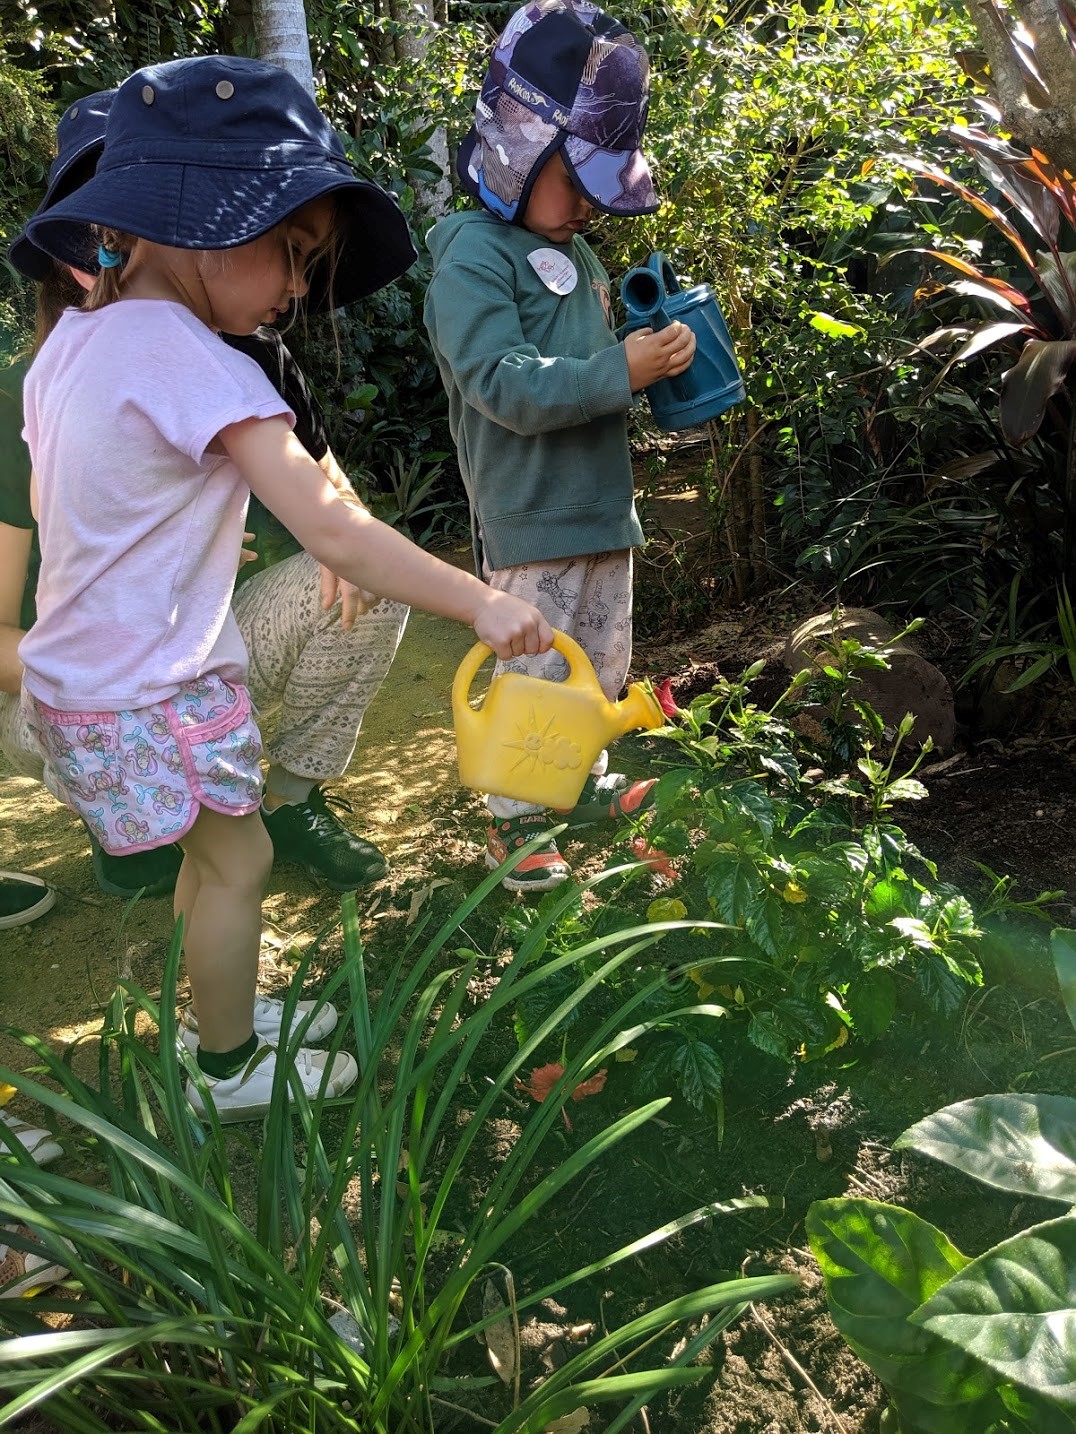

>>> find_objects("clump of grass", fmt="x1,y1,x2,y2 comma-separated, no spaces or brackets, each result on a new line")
0,856,795,1432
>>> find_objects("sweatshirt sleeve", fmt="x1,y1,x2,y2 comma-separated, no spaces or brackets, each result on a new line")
424,255,633,436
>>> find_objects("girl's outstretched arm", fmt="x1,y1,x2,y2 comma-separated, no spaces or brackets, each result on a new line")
220,416,554,660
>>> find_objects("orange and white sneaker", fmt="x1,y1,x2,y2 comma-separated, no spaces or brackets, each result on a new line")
553,774,657,828
486,813,571,892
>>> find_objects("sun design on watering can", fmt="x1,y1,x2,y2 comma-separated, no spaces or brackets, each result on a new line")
504,707,583,775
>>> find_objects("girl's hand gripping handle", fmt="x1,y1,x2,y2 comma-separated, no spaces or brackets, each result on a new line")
471,588,554,660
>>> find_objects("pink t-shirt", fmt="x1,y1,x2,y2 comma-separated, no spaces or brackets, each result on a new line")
20,300,293,710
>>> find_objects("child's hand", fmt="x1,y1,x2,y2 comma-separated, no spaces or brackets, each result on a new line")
319,565,379,628
238,531,259,568
624,321,697,393
473,590,554,660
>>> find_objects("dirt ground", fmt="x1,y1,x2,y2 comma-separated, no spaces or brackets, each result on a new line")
2,516,1075,1433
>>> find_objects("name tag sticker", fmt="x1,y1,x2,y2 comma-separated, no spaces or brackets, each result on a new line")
527,247,578,295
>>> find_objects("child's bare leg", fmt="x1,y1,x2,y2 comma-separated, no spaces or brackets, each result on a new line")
175,807,272,1053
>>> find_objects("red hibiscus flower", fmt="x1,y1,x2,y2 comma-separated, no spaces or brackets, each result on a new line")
653,678,681,719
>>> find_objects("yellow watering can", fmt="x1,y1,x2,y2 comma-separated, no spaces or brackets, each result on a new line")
452,630,665,808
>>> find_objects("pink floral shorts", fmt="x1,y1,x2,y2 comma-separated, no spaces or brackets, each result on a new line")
24,676,263,854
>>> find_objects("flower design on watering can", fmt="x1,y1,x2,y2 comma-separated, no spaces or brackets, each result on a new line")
504,708,583,776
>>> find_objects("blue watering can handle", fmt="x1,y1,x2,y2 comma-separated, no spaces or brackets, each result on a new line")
647,252,681,299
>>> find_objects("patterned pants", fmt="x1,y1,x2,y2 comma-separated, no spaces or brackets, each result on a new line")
483,550,633,818
1,551,410,793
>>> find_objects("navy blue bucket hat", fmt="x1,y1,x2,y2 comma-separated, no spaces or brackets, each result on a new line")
458,0,659,224
25,56,417,307
8,89,115,281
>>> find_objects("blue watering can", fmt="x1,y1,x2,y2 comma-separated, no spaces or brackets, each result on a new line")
619,253,745,432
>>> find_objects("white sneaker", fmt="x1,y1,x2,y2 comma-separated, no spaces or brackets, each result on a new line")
0,1223,69,1295
178,994,338,1054
186,1043,358,1124
0,1110,62,1166
0,871,56,930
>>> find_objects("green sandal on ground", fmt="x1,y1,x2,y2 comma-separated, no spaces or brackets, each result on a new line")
486,813,571,892
554,773,657,828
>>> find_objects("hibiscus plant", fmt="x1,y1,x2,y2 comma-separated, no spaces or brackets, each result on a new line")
498,630,1029,1136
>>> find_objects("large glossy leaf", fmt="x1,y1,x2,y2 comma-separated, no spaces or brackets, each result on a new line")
844,968,896,1042
807,1198,999,1431
1021,149,1076,225
910,1216,1076,1406
1000,339,1076,445
926,450,1002,493
901,249,1037,318
1051,928,1076,1033
1035,250,1076,332
896,1094,1076,1204
948,320,1033,361
949,278,1034,323
917,319,1031,400
898,155,1037,268
952,128,1062,247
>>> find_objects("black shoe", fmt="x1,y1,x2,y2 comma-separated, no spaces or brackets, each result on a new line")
262,787,387,891
0,872,56,930
88,835,182,898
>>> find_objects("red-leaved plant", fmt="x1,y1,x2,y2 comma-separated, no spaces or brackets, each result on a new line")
897,126,1076,449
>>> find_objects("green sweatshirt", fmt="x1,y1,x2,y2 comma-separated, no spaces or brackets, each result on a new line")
424,210,643,570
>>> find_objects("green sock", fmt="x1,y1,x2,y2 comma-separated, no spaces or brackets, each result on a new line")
197,1031,258,1080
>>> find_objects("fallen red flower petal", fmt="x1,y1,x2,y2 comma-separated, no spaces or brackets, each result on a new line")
570,1068,608,1101
516,1062,564,1103
516,1064,610,1131
630,836,679,878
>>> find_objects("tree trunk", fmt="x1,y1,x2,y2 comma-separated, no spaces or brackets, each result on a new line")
389,0,452,218
252,0,315,96
747,406,768,577
965,0,1076,175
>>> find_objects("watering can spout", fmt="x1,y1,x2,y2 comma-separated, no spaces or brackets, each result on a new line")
614,683,665,736
452,631,664,807
620,253,679,330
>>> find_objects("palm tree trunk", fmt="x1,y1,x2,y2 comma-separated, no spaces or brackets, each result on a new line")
253,0,315,96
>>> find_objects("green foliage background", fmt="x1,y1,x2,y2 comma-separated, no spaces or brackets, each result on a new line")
7,0,1070,668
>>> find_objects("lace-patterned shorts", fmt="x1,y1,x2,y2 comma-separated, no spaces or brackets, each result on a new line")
23,676,263,854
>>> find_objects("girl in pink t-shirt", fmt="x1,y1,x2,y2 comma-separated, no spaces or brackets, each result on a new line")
21,56,552,1124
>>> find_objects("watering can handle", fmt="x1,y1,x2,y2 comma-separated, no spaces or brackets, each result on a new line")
452,629,598,708
647,252,681,299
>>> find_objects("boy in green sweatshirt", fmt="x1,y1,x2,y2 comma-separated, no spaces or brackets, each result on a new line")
424,0,695,890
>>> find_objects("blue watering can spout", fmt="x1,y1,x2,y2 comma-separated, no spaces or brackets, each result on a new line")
619,252,746,432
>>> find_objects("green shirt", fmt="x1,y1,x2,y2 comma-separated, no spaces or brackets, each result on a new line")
0,357,40,629
423,210,643,571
